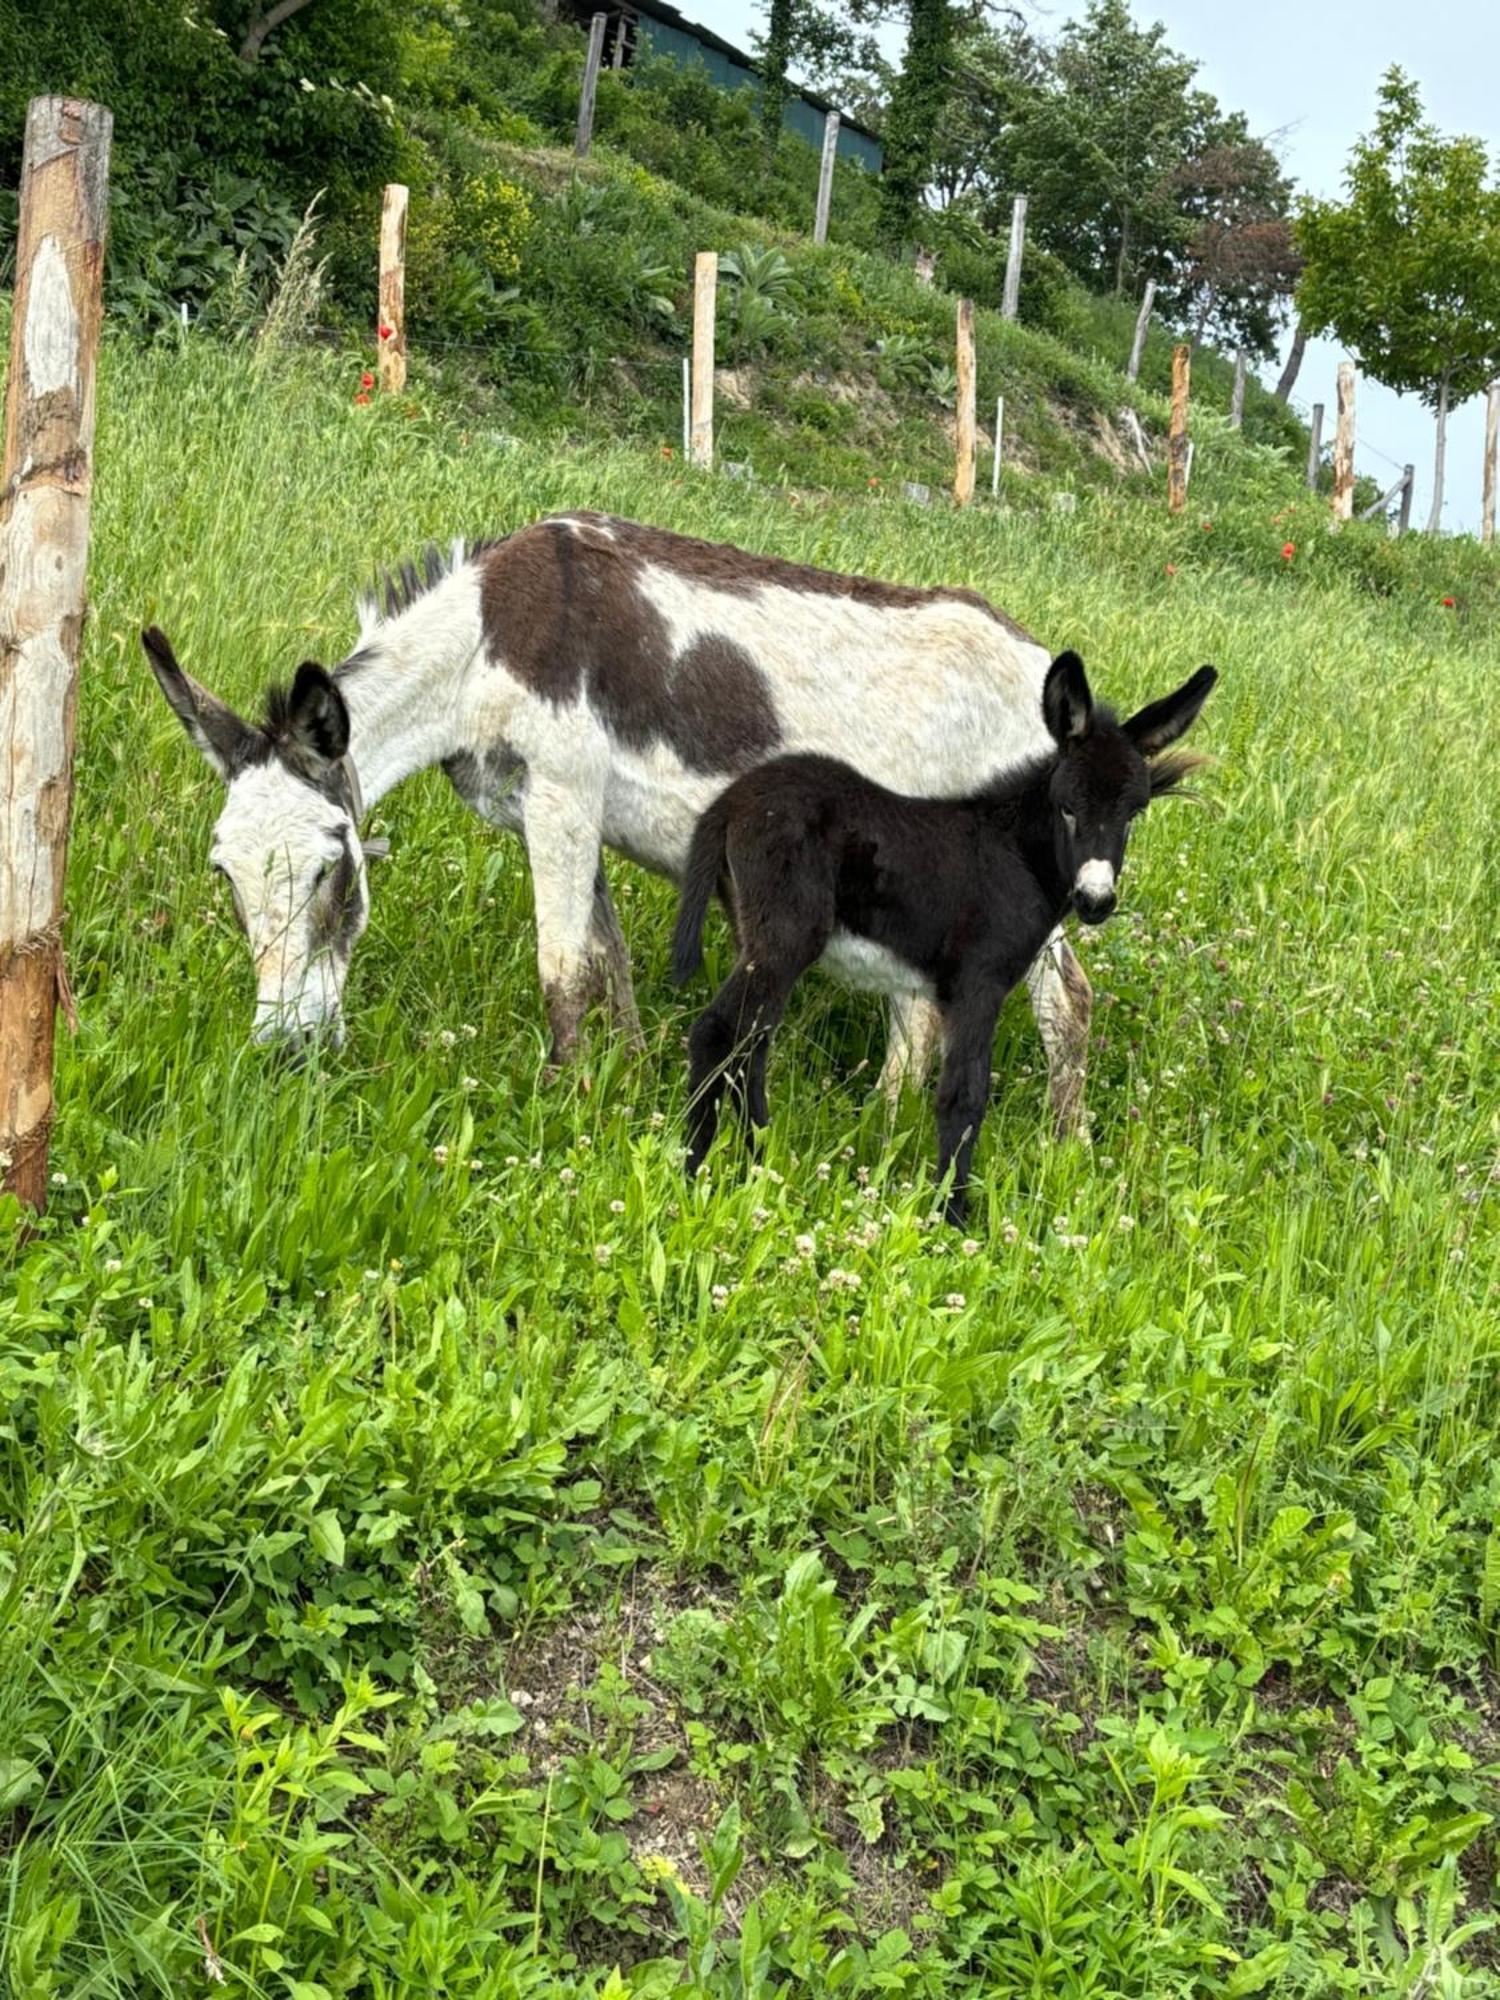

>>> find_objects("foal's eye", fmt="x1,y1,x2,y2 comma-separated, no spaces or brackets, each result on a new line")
313,860,335,891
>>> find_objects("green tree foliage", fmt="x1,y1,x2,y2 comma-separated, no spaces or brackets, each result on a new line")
1164,125,1301,357
1298,68,1500,530
878,0,958,248
987,0,1210,293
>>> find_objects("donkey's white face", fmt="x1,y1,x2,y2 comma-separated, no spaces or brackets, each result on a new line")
212,761,368,1044
144,629,373,1047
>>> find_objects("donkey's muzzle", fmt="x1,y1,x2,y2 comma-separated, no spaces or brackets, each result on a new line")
1074,887,1117,924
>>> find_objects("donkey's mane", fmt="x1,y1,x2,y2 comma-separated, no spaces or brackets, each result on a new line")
353,535,508,646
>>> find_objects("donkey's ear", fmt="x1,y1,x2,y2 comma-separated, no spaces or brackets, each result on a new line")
1124,664,1217,758
142,626,259,779
285,661,350,765
1042,650,1092,745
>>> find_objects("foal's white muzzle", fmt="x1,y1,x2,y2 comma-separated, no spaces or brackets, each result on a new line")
1073,858,1117,923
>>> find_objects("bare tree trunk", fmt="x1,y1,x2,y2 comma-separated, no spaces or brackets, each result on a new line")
1113,208,1132,295
240,0,318,61
1190,287,1216,352
1425,366,1451,535
1274,323,1306,404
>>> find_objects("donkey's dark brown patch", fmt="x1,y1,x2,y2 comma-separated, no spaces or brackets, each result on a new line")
477,516,1039,728
665,634,781,772
479,523,782,774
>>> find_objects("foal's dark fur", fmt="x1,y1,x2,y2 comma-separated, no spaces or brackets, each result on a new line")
672,652,1216,1222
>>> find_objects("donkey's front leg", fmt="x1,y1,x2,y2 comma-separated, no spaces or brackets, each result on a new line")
878,993,944,1106
588,865,645,1053
1024,927,1092,1142
933,988,1005,1226
523,772,607,1064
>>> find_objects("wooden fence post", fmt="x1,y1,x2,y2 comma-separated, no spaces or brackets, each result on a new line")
0,97,111,1214
1002,195,1027,321
378,184,407,394
813,110,840,246
1229,348,1246,429
1483,380,1499,547
1397,465,1414,537
1358,469,1414,525
1331,362,1355,526
690,252,716,469
1167,343,1190,514
575,12,607,158
1126,278,1155,383
953,298,976,506
991,394,1004,497
1304,402,1328,488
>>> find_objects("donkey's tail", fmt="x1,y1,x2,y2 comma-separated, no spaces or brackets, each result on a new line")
672,795,731,986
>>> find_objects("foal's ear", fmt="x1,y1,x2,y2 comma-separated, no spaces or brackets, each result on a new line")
142,626,260,780
285,661,351,766
1042,650,1093,744
1124,664,1217,758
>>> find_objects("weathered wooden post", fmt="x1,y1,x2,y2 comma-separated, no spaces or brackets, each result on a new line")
1167,343,1190,514
1229,347,1246,429
1397,465,1414,537
0,97,111,1213
1001,195,1027,321
378,183,408,394
991,394,1004,497
1305,402,1324,490
680,356,690,460
953,298,976,506
1482,380,1499,547
690,252,716,469
574,12,607,158
1331,362,1355,526
1126,278,1156,383
813,110,840,246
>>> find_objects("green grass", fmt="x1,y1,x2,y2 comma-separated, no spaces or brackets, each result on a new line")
2,332,1499,1998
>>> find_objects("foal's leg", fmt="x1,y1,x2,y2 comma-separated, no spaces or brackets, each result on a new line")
933,987,1006,1226
586,865,645,1052
1024,927,1092,1141
878,994,945,1106
523,770,607,1063
686,956,811,1176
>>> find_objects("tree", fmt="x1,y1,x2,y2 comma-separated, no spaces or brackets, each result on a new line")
989,0,1205,293
1166,127,1300,356
239,0,319,61
751,0,888,143
756,0,796,149
1297,69,1500,531
879,0,959,247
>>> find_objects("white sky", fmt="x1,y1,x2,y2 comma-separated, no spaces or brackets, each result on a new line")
701,0,1500,532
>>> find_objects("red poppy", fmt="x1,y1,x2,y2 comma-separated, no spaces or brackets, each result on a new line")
1442,595,1456,608
378,323,394,340
360,371,374,389
1165,563,1178,577
1281,541,1296,560
354,392,370,407
661,444,674,459
1201,519,1213,531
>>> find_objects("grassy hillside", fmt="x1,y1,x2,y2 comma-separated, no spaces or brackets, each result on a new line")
393,135,1312,509
2,335,1499,1998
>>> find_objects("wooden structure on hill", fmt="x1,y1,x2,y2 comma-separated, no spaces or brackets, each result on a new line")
556,0,884,172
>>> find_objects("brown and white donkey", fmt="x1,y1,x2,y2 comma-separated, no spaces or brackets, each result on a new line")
144,511,1116,1130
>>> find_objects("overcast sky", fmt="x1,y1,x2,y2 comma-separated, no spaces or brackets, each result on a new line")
705,0,1500,532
